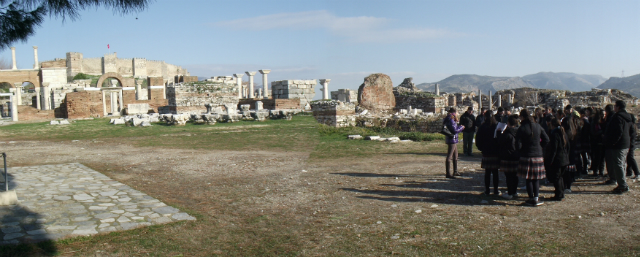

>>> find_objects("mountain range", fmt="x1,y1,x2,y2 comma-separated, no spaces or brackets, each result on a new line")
416,72,611,95
597,73,640,98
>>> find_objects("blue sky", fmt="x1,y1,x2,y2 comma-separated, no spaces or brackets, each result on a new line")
5,0,640,96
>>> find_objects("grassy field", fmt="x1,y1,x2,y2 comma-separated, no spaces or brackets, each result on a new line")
1,115,639,256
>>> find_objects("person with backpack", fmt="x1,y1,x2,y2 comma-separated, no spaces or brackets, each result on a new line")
545,118,570,201
499,114,520,199
516,109,549,206
476,110,500,195
459,107,476,157
604,100,633,194
443,108,465,179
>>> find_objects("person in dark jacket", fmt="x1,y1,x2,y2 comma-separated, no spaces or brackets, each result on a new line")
626,114,639,178
561,105,573,131
476,110,500,195
590,108,606,177
545,118,570,201
516,109,549,206
444,108,465,179
494,107,505,125
475,108,487,129
564,112,583,192
603,104,616,184
459,107,476,156
604,100,633,193
499,114,520,199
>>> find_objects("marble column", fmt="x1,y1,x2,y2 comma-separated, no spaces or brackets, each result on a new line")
11,47,17,70
43,84,50,110
497,94,502,108
259,69,270,99
35,87,41,109
478,89,482,110
118,90,124,114
13,83,22,105
488,90,492,110
33,46,39,69
135,81,142,100
102,90,107,116
435,83,440,96
10,94,17,121
244,71,256,99
245,71,256,99
234,73,244,99
110,91,117,114
319,79,331,100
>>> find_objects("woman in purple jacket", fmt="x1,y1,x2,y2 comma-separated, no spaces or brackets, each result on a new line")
444,108,465,179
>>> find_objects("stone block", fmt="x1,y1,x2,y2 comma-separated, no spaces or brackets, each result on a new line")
50,120,59,125
59,120,70,125
127,103,150,115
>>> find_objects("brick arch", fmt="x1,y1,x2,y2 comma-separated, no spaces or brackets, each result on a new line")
0,70,41,88
95,72,125,88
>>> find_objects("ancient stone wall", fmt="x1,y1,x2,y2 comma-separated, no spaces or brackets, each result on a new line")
271,80,317,107
164,81,238,114
394,95,446,113
80,58,102,76
41,59,65,68
311,100,356,127
65,90,168,119
17,106,56,121
331,89,358,103
238,99,301,110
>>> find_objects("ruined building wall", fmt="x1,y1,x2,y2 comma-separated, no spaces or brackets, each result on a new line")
164,81,239,114
271,80,317,107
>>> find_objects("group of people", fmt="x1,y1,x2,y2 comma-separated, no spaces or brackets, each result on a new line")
443,100,638,206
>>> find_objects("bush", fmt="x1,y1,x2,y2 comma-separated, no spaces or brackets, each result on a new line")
73,73,91,80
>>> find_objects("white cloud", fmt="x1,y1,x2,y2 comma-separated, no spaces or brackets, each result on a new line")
211,10,461,43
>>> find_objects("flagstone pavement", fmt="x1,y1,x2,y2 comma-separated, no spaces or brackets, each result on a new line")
0,163,195,244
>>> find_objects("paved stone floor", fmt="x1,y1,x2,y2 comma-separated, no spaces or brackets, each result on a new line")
0,163,195,244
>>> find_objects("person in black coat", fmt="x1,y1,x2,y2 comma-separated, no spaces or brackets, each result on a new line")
516,109,550,206
477,110,500,195
499,114,520,199
579,109,591,176
545,118,570,201
475,108,487,129
604,100,633,193
459,107,476,156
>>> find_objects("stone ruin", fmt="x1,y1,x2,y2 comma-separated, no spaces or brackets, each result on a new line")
357,73,396,114
311,73,640,135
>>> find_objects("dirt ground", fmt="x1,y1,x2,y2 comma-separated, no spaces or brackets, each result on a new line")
2,138,640,256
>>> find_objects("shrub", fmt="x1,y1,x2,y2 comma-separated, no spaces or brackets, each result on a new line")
73,73,91,80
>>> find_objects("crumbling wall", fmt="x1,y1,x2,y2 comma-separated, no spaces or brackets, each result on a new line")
311,100,356,127
164,81,238,114
358,73,395,113
238,99,300,110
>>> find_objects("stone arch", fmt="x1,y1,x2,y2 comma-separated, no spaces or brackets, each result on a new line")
95,72,125,88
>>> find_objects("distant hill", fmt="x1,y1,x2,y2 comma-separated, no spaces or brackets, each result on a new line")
597,73,640,98
522,72,605,92
416,74,533,94
416,72,607,94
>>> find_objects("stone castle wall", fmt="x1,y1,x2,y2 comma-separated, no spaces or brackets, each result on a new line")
311,100,356,127
41,52,189,80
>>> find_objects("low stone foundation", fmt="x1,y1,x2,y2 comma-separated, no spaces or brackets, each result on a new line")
311,100,356,127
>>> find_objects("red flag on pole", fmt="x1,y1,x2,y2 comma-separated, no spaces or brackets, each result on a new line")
107,44,110,49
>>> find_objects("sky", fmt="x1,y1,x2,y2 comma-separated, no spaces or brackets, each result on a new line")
4,0,640,98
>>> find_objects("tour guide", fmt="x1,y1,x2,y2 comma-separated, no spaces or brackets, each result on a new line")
443,108,465,179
